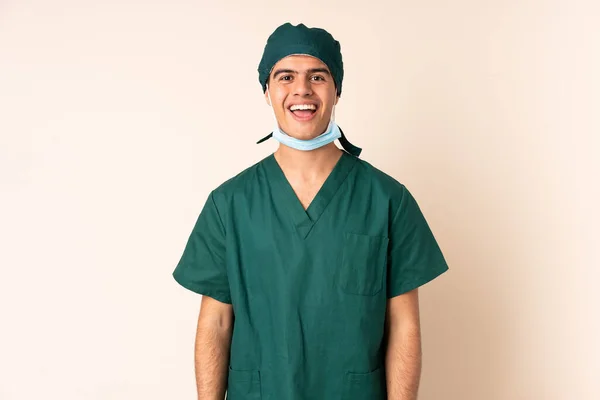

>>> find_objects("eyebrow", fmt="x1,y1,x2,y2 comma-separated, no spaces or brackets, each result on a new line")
272,68,331,79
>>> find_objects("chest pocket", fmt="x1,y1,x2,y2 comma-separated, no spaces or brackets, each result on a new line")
337,232,389,296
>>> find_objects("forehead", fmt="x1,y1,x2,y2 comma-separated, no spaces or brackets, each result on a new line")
271,54,330,72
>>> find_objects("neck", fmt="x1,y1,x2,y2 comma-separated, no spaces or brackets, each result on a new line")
274,142,343,180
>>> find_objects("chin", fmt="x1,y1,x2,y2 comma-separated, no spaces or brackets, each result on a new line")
285,123,328,139
289,130,321,140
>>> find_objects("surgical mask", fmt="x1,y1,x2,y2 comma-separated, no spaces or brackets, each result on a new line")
257,86,362,157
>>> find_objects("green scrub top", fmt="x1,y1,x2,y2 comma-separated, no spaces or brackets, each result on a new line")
173,151,449,400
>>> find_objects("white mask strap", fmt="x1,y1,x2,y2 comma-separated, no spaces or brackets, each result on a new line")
266,84,280,126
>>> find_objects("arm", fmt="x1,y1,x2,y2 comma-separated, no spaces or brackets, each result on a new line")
194,295,234,400
385,288,422,400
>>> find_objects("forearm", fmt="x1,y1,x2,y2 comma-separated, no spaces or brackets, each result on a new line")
194,321,233,400
385,324,422,400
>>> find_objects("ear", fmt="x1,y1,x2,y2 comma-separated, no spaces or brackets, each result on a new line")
264,86,271,106
334,95,340,106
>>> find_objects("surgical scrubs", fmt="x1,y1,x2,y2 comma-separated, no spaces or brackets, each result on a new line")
173,151,449,400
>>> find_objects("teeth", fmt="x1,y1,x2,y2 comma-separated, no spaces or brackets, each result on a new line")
290,104,316,111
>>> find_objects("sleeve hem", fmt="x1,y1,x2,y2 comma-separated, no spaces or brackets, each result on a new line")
387,263,449,299
173,272,232,304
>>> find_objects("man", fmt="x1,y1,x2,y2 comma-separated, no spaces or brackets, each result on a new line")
173,22,449,400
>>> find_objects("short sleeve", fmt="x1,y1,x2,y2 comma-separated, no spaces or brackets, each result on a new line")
172,191,232,304
387,185,449,298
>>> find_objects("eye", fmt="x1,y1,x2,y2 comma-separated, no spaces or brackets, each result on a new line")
279,75,293,81
311,75,325,81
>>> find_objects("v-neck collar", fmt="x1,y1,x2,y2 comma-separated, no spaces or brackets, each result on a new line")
264,151,358,239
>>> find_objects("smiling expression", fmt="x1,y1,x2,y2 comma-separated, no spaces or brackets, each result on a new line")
265,55,339,140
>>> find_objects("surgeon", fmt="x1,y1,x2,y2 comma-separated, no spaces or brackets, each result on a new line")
173,22,449,400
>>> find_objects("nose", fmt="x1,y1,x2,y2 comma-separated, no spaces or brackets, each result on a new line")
292,75,313,96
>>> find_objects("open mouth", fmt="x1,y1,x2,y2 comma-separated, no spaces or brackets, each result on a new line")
288,103,318,121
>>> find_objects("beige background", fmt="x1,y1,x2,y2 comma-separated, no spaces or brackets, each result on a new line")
1,1,599,399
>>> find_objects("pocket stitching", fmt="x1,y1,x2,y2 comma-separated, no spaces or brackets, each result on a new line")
227,367,261,398
338,232,388,296
228,367,260,381
343,366,385,398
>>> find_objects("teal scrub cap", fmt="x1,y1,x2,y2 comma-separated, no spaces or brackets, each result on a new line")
258,22,344,96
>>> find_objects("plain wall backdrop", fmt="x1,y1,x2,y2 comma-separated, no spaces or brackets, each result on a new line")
1,1,598,399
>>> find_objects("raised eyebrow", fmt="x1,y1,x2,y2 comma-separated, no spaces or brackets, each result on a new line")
306,68,331,76
272,68,331,79
272,69,296,79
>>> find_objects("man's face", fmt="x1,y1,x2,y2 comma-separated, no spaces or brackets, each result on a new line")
265,55,339,140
